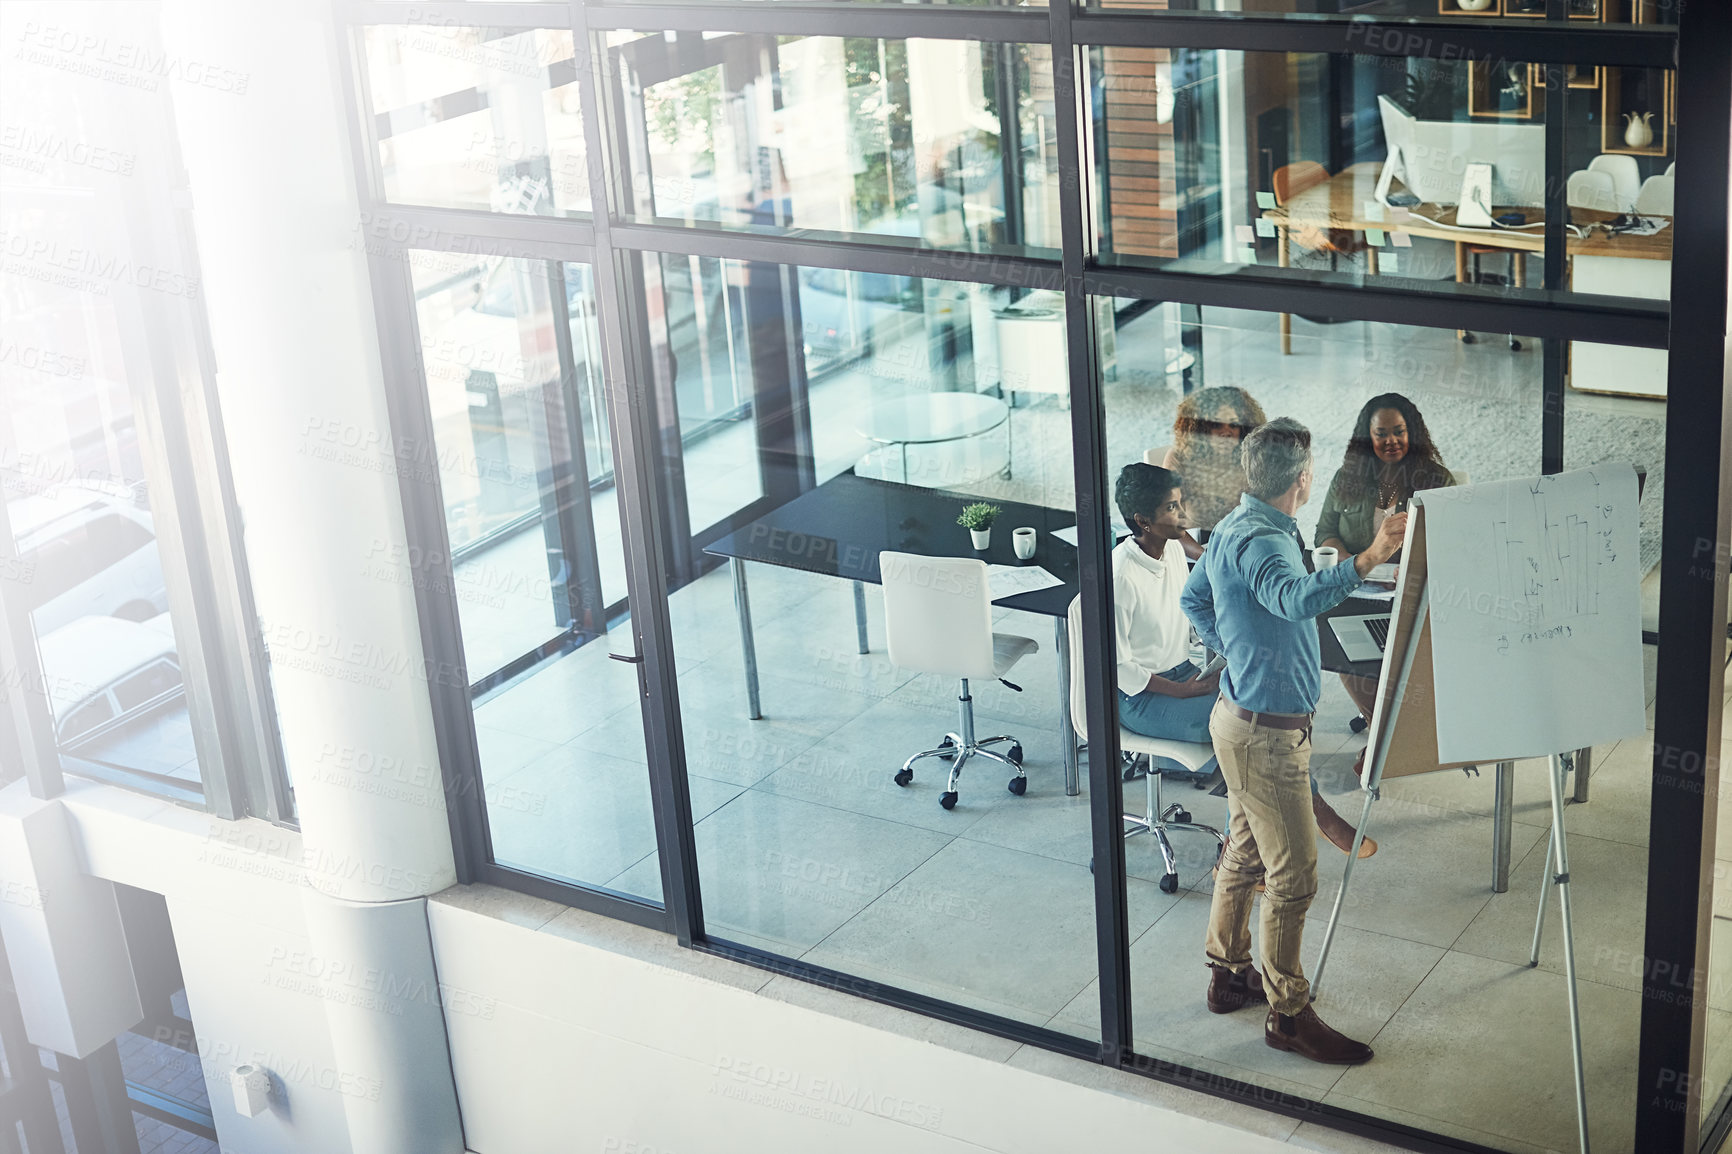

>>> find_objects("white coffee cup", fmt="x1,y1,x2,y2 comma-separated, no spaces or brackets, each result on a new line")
1013,527,1037,560
1312,546,1339,570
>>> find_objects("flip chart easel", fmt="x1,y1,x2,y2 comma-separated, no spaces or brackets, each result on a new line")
1309,478,1621,1154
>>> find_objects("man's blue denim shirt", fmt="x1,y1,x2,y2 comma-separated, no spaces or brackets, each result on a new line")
1181,493,1363,715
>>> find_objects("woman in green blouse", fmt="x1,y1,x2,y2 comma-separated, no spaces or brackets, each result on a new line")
1316,392,1455,739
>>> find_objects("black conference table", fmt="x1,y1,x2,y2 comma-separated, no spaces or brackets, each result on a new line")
705,472,1087,795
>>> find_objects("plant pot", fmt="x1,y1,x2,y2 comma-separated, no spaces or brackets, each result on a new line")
970,528,992,550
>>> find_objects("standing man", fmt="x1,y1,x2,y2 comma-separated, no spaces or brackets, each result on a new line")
1180,417,1406,1064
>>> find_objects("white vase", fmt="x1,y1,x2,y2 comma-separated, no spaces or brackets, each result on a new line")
970,528,992,550
1624,112,1654,150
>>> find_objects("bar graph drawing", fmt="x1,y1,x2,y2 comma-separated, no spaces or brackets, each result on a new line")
1491,474,1612,627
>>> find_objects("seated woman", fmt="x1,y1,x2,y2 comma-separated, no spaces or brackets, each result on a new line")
1115,463,1373,855
1316,392,1456,746
1113,464,1220,780
1161,386,1267,560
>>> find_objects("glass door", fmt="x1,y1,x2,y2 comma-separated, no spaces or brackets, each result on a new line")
408,253,661,900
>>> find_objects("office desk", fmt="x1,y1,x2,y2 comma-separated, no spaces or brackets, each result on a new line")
1316,586,1588,894
706,472,1085,795
1263,163,1672,370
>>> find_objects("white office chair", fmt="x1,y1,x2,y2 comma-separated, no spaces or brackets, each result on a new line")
1566,169,1619,213
882,551,1037,809
1666,162,1676,179
1449,467,1471,486
1634,175,1674,216
1588,154,1642,213
1142,445,1174,468
1067,596,1224,893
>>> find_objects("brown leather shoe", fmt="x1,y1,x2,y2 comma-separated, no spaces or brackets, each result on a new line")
1313,792,1377,858
1352,748,1366,778
1265,1005,1374,1065
1206,964,1268,1014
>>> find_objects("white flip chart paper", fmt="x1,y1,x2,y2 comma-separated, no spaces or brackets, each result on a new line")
1420,465,1645,762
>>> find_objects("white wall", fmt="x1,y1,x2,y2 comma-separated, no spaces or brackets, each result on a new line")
426,891,1291,1154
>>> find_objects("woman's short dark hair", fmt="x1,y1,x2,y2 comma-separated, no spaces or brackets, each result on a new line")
1115,463,1182,529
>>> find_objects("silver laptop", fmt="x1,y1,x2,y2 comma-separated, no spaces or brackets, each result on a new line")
1328,614,1391,663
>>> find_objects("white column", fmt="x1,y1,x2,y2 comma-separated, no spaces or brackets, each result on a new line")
152,3,463,1151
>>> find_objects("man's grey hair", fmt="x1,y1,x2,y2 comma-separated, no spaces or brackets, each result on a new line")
1240,417,1314,502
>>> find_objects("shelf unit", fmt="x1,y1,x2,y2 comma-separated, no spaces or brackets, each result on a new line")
1469,60,1544,119
1601,66,1671,155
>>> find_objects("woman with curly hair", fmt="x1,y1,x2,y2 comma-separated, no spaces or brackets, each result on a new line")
1316,392,1456,743
1160,386,1268,560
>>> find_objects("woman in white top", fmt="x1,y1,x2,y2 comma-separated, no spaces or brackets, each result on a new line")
1113,464,1220,759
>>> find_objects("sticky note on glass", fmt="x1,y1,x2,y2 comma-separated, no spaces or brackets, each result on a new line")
1238,248,1258,264
1366,228,1385,246
1363,200,1386,221
1383,253,1400,273
1389,207,1412,224
1256,191,1277,210
1255,218,1276,238
1392,230,1413,247
1235,225,1255,244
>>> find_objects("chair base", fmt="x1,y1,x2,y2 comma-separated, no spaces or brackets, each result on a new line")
1121,755,1226,893
893,680,1027,809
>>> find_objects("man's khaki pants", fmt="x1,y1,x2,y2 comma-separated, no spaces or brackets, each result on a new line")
1203,697,1317,1016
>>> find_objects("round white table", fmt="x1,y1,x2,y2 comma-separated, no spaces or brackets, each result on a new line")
854,393,1011,486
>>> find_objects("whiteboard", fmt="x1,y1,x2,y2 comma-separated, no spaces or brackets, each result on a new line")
1419,465,1646,762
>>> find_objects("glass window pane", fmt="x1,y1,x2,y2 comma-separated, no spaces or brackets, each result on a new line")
637,255,1097,1034
1095,299,1660,1152
1089,49,1674,302
409,253,660,901
363,26,590,215
614,33,1059,254
113,660,183,713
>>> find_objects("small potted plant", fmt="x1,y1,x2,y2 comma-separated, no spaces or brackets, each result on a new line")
957,502,1002,550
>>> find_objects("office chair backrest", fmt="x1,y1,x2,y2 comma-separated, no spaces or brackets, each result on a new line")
880,551,996,680
1272,162,1330,207
1666,162,1676,179
1143,445,1174,467
1634,175,1674,216
1449,468,1471,486
1566,169,1619,213
1067,595,1090,740
1587,154,1641,212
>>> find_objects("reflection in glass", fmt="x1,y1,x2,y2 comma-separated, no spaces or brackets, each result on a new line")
364,27,590,215
1091,50,1674,302
1087,0,1671,24
617,34,1059,252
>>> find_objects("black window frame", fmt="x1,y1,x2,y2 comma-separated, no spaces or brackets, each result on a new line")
337,2,1730,1151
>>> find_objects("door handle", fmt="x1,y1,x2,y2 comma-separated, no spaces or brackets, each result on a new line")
609,650,648,696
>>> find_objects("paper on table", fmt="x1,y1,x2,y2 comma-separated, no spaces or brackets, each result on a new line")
986,564,1064,603
1353,584,1398,602
1052,525,1079,547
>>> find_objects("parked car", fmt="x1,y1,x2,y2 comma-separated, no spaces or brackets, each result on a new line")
37,614,184,751
12,486,167,635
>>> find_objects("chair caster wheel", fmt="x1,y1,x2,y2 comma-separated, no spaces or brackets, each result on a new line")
1007,743,1023,766
1088,857,1095,874
1460,331,1478,344
939,791,959,810
1159,873,1179,894
1350,715,1368,734
893,768,913,787
938,737,957,761
1007,776,1027,796
1173,810,1191,824
1509,338,1523,351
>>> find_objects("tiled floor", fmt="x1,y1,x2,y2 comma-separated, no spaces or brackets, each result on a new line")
457,307,1705,1152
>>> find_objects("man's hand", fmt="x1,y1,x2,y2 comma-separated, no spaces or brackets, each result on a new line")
1189,671,1221,698
1353,512,1409,578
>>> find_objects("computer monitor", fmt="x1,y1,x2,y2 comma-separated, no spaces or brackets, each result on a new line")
1375,95,1546,208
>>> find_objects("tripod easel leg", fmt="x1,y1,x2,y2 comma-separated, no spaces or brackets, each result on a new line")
1546,751,1591,1154
1529,822,1555,966
1311,786,1377,998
